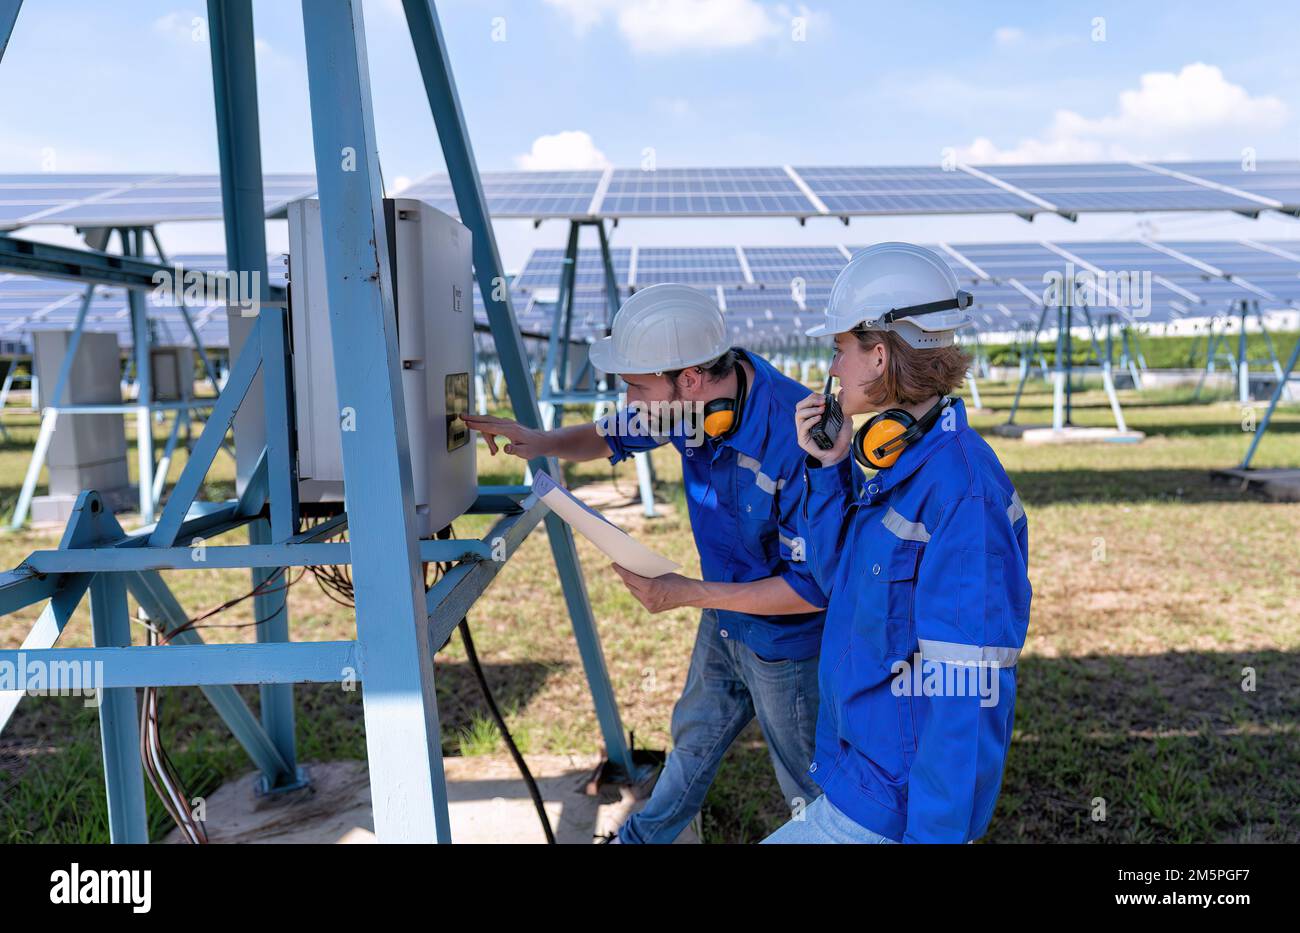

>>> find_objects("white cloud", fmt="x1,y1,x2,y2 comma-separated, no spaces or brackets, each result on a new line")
991,25,1078,53
545,0,799,53
544,0,619,34
958,63,1289,163
993,26,1025,48
515,131,611,170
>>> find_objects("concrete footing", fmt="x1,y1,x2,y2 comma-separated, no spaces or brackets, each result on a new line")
164,756,698,844
992,423,1145,444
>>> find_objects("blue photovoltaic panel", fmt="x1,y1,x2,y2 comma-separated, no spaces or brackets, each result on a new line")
0,253,292,349
401,170,603,218
634,247,744,285
1055,241,1291,314
975,163,1264,213
743,246,847,285
600,167,815,217
0,173,318,229
1154,161,1300,213
1150,240,1300,305
5,162,1300,226
512,247,631,291
797,165,1045,215
1158,240,1298,278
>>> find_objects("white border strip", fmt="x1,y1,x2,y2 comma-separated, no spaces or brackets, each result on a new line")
1152,275,1203,304
1039,240,1125,307
734,245,755,284
938,242,991,280
1008,278,1045,306
1128,160,1283,210
1140,239,1278,301
17,173,179,226
588,165,614,216
956,163,1059,213
1239,238,1300,263
1138,238,1225,277
783,165,829,215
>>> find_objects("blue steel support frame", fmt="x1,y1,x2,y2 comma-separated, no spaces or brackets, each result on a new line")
402,0,639,781
301,0,452,842
75,493,150,844
0,0,19,62
1241,334,1300,469
0,0,646,843
208,0,295,540
208,0,301,792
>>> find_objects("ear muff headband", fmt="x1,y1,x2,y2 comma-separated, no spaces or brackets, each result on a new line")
702,360,747,439
852,397,950,469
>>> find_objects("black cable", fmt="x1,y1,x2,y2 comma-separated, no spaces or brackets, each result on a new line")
430,524,554,843
457,618,555,844
305,519,555,843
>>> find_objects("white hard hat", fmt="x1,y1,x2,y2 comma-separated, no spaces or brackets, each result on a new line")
588,283,731,374
806,242,973,348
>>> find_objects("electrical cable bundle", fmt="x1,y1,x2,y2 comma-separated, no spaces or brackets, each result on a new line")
139,514,554,843
303,517,355,607
138,564,303,843
140,625,207,844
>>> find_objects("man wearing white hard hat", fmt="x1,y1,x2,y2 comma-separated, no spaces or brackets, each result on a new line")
465,283,842,844
763,243,1033,844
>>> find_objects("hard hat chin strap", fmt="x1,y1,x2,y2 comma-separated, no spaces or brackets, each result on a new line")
873,289,974,326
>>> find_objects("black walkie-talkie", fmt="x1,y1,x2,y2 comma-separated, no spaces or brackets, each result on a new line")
808,374,844,451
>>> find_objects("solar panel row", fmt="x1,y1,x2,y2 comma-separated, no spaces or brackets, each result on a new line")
4,160,1298,228
516,240,1300,332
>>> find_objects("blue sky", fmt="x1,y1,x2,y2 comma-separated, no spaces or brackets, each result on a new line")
3,0,1299,269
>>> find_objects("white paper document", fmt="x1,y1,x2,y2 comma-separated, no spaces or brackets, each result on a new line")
531,471,681,578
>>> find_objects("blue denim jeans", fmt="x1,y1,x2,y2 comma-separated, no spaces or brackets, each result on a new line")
761,794,901,844
618,609,821,844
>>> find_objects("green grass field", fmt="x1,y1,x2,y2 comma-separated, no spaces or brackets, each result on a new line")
1,374,1297,843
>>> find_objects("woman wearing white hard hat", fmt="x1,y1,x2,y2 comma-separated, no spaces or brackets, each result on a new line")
763,243,1033,844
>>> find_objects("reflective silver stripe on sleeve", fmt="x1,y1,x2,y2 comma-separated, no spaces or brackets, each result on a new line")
918,639,1021,668
882,507,931,543
1006,490,1026,526
736,453,785,495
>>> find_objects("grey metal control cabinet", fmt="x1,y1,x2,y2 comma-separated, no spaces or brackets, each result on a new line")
30,329,132,508
287,197,477,538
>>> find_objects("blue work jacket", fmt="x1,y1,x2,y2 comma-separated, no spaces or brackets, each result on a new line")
798,398,1031,842
603,350,837,661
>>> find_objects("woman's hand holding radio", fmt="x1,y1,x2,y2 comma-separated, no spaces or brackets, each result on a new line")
796,392,853,467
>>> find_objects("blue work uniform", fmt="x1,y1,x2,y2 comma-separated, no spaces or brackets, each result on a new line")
603,349,828,660
602,349,842,843
794,398,1031,844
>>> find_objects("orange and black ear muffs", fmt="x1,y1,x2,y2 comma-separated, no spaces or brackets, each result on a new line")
701,359,748,439
852,396,950,470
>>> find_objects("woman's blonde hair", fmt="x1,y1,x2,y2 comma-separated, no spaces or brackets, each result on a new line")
852,329,971,407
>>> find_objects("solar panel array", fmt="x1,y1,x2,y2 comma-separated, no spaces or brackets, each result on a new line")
400,170,605,219
510,247,632,291
0,254,289,352
599,167,811,216
4,160,1297,228
516,240,1300,340
0,174,317,230
794,166,1043,216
